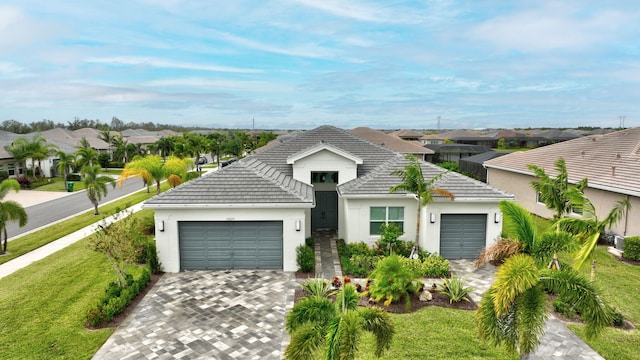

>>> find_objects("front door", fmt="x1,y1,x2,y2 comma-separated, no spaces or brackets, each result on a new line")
312,191,338,229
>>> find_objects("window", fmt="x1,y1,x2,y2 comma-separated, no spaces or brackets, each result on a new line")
536,192,544,204
571,205,583,216
370,207,404,235
311,171,338,184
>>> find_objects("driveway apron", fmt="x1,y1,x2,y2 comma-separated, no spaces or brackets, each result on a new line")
93,270,297,360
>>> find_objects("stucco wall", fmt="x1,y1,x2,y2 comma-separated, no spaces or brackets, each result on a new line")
291,149,357,185
341,197,503,255
153,207,307,272
487,167,640,237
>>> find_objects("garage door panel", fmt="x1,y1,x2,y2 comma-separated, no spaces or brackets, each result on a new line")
179,221,283,270
440,214,487,260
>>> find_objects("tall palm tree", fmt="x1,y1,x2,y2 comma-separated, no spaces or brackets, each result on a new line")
186,133,206,174
206,132,226,167
26,135,57,178
4,138,29,176
389,154,454,249
476,253,611,358
0,179,28,254
285,284,394,360
155,136,175,161
528,157,588,219
556,188,631,282
98,127,115,161
56,150,76,189
81,164,115,215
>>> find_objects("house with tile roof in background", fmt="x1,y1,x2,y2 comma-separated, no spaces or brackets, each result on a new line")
349,127,433,161
145,125,512,273
484,127,640,238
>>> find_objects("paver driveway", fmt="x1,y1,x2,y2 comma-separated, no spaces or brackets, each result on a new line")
93,270,297,360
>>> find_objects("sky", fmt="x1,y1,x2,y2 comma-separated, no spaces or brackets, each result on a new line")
1,1,639,130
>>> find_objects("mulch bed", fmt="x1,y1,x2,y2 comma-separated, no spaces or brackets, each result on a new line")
87,273,163,330
294,288,477,314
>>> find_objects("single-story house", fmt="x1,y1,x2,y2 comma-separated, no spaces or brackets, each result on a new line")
145,125,513,272
484,127,640,238
459,151,507,182
348,127,434,161
424,143,490,164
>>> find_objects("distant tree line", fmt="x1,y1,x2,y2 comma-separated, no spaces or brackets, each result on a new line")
0,116,222,134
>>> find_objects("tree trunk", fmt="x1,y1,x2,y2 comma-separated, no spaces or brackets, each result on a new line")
156,181,161,195
93,202,99,215
590,259,596,283
1,227,6,254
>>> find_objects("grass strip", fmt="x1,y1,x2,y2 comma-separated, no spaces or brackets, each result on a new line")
0,182,170,265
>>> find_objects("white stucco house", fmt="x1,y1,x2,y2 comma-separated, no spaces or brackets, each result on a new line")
145,126,513,272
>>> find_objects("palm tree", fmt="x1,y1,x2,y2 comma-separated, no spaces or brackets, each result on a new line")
389,154,454,249
528,158,588,219
118,155,165,194
4,139,29,176
0,179,28,254
155,136,175,161
206,132,226,167
26,135,57,179
81,164,115,215
186,133,206,174
76,137,99,168
164,156,189,188
556,188,631,282
285,283,394,360
476,253,611,358
98,127,115,161
56,150,76,189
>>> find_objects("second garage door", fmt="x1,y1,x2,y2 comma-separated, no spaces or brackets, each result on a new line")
179,221,283,270
439,214,487,259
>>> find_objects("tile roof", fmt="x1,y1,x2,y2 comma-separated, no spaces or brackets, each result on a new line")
349,127,433,154
389,129,425,139
484,127,640,196
147,125,512,206
338,155,513,200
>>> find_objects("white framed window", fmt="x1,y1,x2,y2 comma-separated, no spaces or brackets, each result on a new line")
370,206,404,235
536,192,544,204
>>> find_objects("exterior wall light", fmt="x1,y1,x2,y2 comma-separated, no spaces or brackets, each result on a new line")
295,220,301,231
158,220,165,232
430,213,436,223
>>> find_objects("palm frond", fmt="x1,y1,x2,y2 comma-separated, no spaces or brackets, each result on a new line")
476,287,518,354
285,297,336,333
335,284,359,313
358,307,394,357
325,311,360,360
285,323,326,360
532,231,577,265
603,199,631,229
515,285,547,355
499,201,536,253
475,237,522,267
539,267,612,338
491,254,539,316
573,233,600,271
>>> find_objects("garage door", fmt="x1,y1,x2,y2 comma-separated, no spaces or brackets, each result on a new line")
179,221,283,270
440,214,487,259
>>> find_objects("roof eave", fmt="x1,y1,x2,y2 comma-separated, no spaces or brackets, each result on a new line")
143,202,314,209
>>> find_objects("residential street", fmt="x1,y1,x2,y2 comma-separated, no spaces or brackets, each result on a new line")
6,177,147,239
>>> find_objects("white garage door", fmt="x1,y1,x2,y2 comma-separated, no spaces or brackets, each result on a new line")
178,221,283,270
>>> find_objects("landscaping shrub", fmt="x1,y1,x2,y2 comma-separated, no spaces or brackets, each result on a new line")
108,161,125,168
296,244,315,272
85,268,151,327
0,170,8,182
66,173,82,181
552,298,575,319
437,277,474,303
368,255,420,310
300,278,334,299
145,240,162,274
611,308,624,327
185,171,200,181
16,175,32,189
623,236,640,261
305,236,315,248
421,255,450,278
374,223,403,256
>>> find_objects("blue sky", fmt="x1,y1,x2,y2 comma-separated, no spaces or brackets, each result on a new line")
1,1,638,130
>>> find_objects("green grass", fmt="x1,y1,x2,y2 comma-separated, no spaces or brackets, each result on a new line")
565,247,640,360
100,169,123,175
1,182,170,265
0,222,150,359
357,307,518,360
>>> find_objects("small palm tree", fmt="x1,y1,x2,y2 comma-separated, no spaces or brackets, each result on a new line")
556,188,631,282
476,253,611,358
0,180,28,254
76,137,99,168
528,158,588,219
56,150,76,189
81,165,115,215
285,284,394,360
390,154,454,249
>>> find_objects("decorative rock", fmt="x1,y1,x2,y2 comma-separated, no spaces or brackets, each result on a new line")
419,290,433,302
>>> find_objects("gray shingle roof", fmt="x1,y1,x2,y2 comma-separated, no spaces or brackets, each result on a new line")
338,154,513,200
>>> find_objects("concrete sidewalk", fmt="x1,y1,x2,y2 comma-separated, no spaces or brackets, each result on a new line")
0,203,144,280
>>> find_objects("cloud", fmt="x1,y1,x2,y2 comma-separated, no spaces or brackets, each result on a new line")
210,30,338,59
84,56,262,73
470,3,630,53
290,0,418,24
0,5,60,50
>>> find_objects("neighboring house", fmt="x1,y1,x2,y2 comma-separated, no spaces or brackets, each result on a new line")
459,151,507,182
424,143,490,164
348,127,434,161
0,130,23,177
484,127,640,238
533,129,580,146
389,129,425,142
145,125,512,273
438,129,493,147
488,129,540,148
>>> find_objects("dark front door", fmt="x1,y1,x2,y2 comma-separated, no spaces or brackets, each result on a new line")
312,191,338,229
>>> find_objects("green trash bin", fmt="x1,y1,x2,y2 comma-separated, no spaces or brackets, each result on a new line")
67,182,74,192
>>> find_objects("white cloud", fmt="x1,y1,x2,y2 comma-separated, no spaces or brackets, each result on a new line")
470,4,630,53
0,5,60,49
84,56,262,73
290,0,419,24
211,30,337,59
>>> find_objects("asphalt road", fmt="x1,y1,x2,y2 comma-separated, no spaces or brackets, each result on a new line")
6,178,149,239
